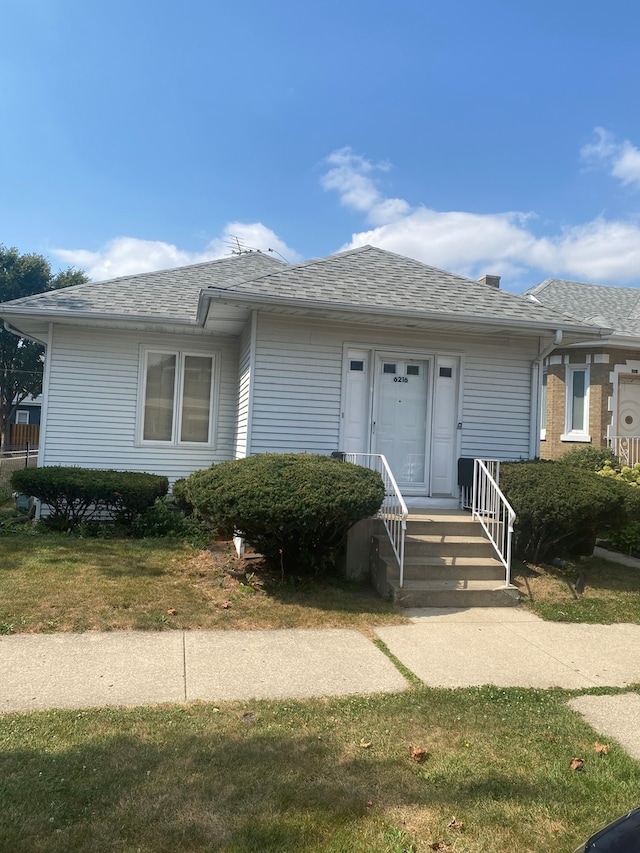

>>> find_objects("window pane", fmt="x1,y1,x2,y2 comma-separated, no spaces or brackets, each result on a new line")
144,353,176,441
571,370,585,431
181,355,212,442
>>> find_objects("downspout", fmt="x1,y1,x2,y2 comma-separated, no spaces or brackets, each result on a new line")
529,329,562,458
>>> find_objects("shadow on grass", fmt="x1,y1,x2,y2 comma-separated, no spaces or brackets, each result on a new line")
0,726,554,853
261,573,399,618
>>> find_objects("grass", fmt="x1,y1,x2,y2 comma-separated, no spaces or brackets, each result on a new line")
0,530,407,634
513,554,640,624
1,685,639,852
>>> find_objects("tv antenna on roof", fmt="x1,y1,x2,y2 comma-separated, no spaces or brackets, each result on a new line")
228,236,260,256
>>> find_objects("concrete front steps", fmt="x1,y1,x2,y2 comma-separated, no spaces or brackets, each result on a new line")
372,509,519,608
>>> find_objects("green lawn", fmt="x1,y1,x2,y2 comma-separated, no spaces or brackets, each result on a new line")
1,686,638,852
0,530,406,634
514,554,640,624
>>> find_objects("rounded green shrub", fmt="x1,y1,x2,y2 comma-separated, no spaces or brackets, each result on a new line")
184,454,385,575
557,445,618,471
500,460,633,563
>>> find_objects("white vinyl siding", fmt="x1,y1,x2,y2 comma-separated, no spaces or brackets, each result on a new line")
234,320,253,459
41,326,239,483
461,351,535,460
250,315,538,462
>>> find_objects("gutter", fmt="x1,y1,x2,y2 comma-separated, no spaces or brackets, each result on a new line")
3,320,48,346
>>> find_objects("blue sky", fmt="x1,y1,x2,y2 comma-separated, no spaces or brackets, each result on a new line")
3,0,640,292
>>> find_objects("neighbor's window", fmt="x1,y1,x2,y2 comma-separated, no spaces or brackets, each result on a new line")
140,349,216,445
561,365,590,442
15,410,29,425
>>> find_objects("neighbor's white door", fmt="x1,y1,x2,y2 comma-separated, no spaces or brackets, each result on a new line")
618,375,640,438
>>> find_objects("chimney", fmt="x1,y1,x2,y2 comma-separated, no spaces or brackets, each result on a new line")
478,274,501,289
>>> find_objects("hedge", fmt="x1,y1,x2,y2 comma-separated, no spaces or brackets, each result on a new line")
500,460,637,563
184,453,385,575
11,466,169,530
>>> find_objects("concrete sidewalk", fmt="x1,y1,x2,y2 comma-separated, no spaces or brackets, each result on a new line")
1,608,639,760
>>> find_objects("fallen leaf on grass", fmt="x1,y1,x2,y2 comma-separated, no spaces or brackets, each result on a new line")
595,741,609,755
409,745,430,762
221,601,231,609
447,817,464,830
429,843,449,851
240,712,255,723
569,757,585,771
359,739,373,749
166,608,177,616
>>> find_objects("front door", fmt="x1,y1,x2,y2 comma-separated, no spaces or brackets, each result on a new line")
372,356,430,490
342,348,459,496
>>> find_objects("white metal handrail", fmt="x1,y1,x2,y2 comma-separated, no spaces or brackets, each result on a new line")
471,458,515,587
607,436,640,468
344,452,408,587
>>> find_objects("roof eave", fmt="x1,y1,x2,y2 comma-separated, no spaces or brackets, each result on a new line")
0,307,198,327
202,288,611,337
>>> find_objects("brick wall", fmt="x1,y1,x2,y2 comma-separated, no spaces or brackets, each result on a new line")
540,347,640,460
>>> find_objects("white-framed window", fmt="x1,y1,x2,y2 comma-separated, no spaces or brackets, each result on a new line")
15,410,29,425
138,348,218,446
561,365,590,442
540,371,547,440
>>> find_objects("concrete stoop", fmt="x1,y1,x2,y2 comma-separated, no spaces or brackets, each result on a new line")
372,510,519,608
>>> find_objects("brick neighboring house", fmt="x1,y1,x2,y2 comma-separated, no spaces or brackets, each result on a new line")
525,278,640,463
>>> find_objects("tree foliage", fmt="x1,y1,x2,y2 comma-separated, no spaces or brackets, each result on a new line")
0,246,88,447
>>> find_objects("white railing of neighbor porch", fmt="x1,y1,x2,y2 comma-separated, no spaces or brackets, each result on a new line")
344,452,408,588
471,458,516,587
607,436,640,468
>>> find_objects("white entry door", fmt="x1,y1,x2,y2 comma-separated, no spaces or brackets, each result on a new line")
372,356,430,489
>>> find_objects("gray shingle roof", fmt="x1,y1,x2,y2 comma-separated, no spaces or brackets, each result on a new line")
526,278,640,337
0,252,283,321
205,246,593,327
0,244,596,332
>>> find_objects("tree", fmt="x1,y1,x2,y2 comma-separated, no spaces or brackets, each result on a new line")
0,246,88,449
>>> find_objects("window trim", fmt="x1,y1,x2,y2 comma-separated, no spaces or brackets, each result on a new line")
561,364,591,442
14,410,29,425
137,347,219,447
540,370,547,440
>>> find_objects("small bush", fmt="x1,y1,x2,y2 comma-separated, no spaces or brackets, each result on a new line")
608,521,640,555
184,454,385,575
11,466,168,531
500,460,632,563
171,478,193,515
130,496,207,544
558,445,618,471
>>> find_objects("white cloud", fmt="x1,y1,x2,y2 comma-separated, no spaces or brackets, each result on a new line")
322,146,640,286
581,127,640,189
321,147,410,226
53,223,301,282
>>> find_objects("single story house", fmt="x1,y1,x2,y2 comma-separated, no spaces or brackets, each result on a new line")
525,278,640,464
0,246,606,504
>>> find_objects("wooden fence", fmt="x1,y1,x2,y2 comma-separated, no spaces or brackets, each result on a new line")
9,423,39,451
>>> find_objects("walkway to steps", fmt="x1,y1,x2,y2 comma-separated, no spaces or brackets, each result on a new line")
373,508,518,608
